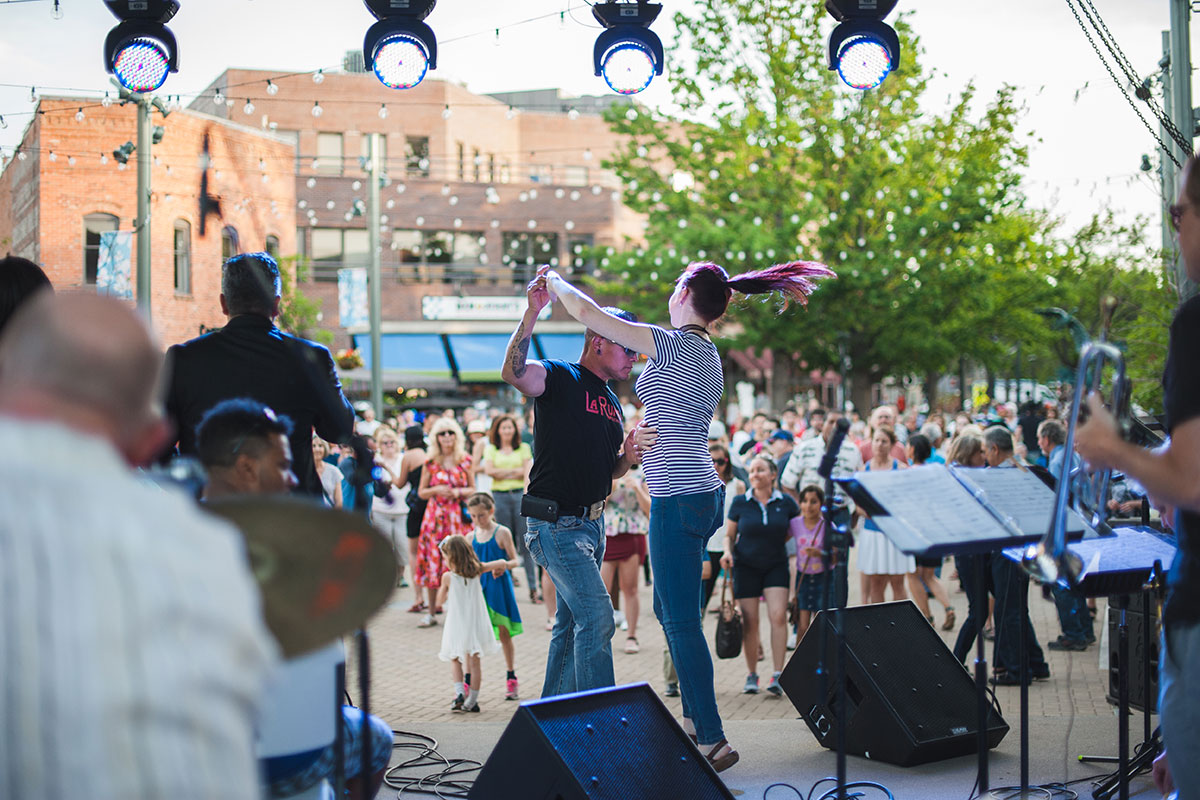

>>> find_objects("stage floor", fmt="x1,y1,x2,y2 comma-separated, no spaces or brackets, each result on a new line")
358,549,1163,799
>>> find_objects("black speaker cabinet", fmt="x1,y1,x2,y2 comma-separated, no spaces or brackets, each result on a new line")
780,601,1009,767
468,682,733,800
1106,602,1159,714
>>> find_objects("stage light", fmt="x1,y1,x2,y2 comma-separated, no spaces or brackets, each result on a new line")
363,0,438,90
103,0,180,93
113,141,135,164
825,0,900,91
592,2,664,95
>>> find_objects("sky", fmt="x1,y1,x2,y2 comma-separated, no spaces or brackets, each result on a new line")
0,0,1193,237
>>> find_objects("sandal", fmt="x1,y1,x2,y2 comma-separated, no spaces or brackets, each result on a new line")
703,739,739,773
407,602,426,614
941,607,957,631
624,636,640,654
530,588,541,604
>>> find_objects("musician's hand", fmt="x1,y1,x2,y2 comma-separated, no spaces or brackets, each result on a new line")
1074,392,1121,470
1152,749,1174,796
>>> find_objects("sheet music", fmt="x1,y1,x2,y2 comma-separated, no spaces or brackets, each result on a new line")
951,467,1088,536
849,465,1012,544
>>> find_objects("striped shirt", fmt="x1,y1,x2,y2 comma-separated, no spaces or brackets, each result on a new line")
634,327,724,497
0,418,277,799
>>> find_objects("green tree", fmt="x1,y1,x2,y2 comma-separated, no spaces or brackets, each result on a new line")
596,0,1072,412
277,255,334,348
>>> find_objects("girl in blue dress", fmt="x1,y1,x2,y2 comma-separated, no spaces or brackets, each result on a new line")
465,492,523,700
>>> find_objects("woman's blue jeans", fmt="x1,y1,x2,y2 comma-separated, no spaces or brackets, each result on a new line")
649,488,726,745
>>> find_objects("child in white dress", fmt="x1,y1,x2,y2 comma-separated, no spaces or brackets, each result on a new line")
437,534,503,712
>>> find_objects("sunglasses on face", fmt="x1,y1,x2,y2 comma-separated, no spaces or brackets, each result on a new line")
606,339,638,358
712,457,728,465
437,431,457,437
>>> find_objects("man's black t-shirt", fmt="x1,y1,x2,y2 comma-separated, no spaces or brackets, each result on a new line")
526,360,625,508
1163,294,1200,628
728,490,800,570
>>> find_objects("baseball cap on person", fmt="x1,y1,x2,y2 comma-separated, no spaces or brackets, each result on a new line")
467,420,488,435
707,420,725,440
769,430,794,443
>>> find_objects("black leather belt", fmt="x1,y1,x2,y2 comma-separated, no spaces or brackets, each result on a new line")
560,500,606,521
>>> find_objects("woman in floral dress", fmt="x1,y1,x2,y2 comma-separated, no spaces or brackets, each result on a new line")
415,417,474,627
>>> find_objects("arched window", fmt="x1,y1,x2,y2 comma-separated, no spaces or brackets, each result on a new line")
83,212,119,284
221,226,240,261
265,234,280,260
173,219,191,294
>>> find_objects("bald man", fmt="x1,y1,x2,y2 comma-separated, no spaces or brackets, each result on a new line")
0,294,277,799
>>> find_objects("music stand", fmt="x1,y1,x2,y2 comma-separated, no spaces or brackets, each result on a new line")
1009,527,1175,800
836,464,1098,796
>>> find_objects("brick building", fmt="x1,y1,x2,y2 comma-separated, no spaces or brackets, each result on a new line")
0,67,645,402
0,97,296,346
186,66,644,399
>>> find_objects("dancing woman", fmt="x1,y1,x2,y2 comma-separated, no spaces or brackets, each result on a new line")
543,259,833,773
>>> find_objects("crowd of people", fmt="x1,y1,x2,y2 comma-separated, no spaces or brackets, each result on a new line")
3,155,1200,799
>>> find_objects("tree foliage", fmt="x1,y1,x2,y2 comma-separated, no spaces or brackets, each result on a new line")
594,0,1165,414
278,255,333,348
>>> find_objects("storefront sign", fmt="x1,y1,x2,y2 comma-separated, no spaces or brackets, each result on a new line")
422,296,551,321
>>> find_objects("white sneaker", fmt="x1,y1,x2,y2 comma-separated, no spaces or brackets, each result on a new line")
613,609,627,628
787,629,798,650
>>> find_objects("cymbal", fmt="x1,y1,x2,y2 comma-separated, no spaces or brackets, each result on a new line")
205,496,397,658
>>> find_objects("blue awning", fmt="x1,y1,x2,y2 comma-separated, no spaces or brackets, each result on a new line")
352,333,453,381
534,333,586,363
445,333,511,382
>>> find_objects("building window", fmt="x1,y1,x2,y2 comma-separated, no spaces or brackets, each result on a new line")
265,234,280,260
83,212,119,285
221,226,240,260
456,142,465,181
566,234,595,274
488,154,496,183
472,148,481,182
503,232,559,285
405,136,430,178
310,227,369,280
391,229,486,283
316,132,343,176
360,135,388,174
563,165,589,186
174,219,191,294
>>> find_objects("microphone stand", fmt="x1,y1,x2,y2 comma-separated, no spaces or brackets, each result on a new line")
816,418,852,800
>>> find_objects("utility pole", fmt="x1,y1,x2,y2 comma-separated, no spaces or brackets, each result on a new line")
135,93,152,317
367,133,384,418
1169,0,1196,300
1161,32,1177,284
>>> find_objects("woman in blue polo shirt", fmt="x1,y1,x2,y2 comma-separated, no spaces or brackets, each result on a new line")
720,455,800,697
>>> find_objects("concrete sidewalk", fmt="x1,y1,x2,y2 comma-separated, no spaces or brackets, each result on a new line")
354,556,1162,799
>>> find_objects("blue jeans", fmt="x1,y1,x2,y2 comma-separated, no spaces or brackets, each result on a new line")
526,514,615,697
1162,620,1200,800
1051,584,1094,643
991,556,1047,678
953,554,992,664
649,488,726,746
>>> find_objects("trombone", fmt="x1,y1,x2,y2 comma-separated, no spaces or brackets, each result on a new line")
1022,341,1129,587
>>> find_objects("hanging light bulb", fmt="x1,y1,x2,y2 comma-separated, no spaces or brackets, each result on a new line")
213,88,225,106
441,104,451,119
567,107,579,120
51,0,63,20
0,116,6,130
67,156,76,165
75,108,85,122
506,106,515,120
313,69,325,84
243,99,255,115
29,86,35,103
266,79,278,95
312,101,324,118
100,152,108,164
102,92,113,108
378,103,389,119
494,28,500,46
48,151,57,162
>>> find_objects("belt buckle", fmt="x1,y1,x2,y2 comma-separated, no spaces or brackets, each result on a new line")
587,500,605,520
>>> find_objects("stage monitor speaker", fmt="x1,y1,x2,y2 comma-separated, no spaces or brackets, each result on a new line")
779,600,1009,767
1106,603,1159,714
468,682,733,800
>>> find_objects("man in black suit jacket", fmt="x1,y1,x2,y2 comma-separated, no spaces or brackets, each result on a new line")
164,252,354,498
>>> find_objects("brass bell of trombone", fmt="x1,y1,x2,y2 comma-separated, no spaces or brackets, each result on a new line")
1022,341,1129,587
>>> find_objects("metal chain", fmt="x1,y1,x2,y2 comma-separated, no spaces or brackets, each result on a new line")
1076,0,1192,150
1063,0,1187,168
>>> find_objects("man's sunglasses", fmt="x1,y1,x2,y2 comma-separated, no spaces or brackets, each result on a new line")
606,339,638,358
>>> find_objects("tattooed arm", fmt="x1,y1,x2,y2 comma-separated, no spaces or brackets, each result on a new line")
501,273,550,397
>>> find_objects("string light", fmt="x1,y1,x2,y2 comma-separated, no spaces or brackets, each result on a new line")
48,151,57,162
102,92,113,108
51,0,62,20
243,99,255,115
75,108,85,122
312,101,323,117
213,88,225,105
506,106,515,120
0,116,6,130
378,103,389,119
29,86,35,103
313,69,325,84
100,153,108,164
266,79,278,95
441,104,451,119
67,156,75,165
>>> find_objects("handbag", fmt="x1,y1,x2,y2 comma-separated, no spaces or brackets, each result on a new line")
713,572,743,660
